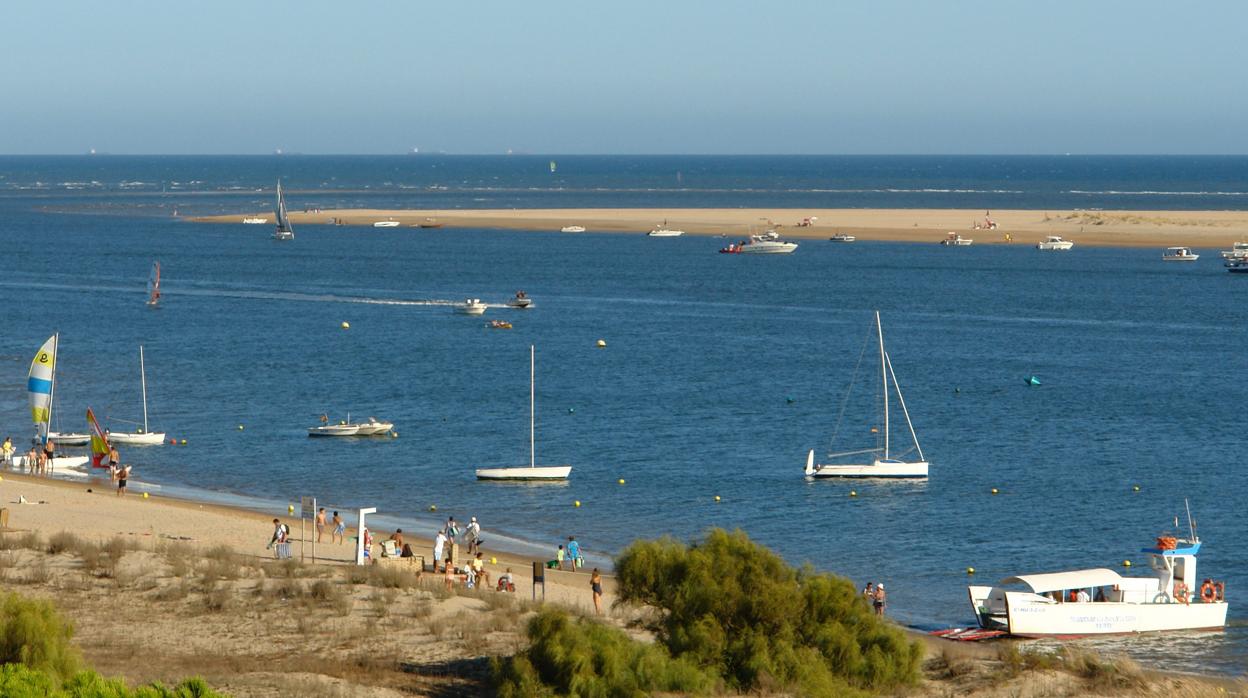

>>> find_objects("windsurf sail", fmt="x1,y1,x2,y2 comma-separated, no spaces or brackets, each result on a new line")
28,335,57,444
87,407,111,468
147,261,161,306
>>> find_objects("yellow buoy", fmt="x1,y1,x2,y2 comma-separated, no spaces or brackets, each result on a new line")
849,490,857,497
991,488,999,495
142,492,149,499
341,321,350,329
714,495,721,502
288,504,294,514
1123,560,1132,567
574,500,581,508
618,478,626,485
180,439,187,445
1132,485,1140,492
429,504,437,512
967,567,975,575
490,557,497,565
596,339,606,348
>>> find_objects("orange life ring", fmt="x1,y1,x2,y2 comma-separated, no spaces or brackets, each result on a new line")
1215,581,1226,602
1200,581,1216,603
1174,582,1190,605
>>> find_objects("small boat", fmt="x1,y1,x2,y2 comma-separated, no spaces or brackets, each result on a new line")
455,298,488,315
1226,258,1248,274
648,227,684,237
560,225,586,233
506,291,533,309
48,431,91,447
352,416,394,436
739,231,798,254
418,219,444,229
476,345,572,481
828,233,856,243
373,220,400,228
1162,247,1199,262
308,423,360,437
719,242,744,254
1036,235,1073,250
940,232,973,246
242,217,268,224
1218,241,1248,259
146,261,161,307
107,346,167,446
488,320,513,329
969,503,1227,637
806,311,928,479
273,180,295,241
26,334,90,470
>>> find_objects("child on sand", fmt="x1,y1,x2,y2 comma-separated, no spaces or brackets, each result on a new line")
332,511,345,544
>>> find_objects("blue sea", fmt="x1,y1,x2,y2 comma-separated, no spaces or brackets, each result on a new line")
3,155,1248,675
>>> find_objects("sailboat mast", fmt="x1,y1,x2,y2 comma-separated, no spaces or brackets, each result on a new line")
139,345,149,433
529,345,535,469
46,333,59,445
876,312,888,458
885,351,925,462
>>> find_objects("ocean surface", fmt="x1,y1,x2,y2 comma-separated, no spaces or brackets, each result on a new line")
2,155,1248,676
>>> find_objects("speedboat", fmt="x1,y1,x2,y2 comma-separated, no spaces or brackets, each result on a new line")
455,298,488,315
969,516,1227,637
829,233,856,243
308,423,361,437
373,220,400,228
506,291,533,309
1162,247,1199,262
940,232,973,246
1219,241,1248,259
352,417,394,436
1036,235,1074,250
560,225,586,233
739,231,798,254
648,227,684,237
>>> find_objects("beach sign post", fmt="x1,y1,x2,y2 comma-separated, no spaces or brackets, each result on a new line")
300,496,316,563
532,561,546,601
355,507,377,566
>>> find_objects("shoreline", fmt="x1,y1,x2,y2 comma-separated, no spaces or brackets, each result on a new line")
192,207,1248,248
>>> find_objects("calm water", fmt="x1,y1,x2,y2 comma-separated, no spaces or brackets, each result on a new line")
2,156,1247,675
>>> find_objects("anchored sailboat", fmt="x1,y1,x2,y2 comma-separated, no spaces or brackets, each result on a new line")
106,346,166,445
25,335,89,468
475,345,572,481
146,261,161,307
273,180,294,241
805,311,929,479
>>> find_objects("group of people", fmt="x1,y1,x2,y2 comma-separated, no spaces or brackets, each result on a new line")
432,515,484,573
862,581,888,616
3,435,57,475
553,536,585,571
313,508,348,544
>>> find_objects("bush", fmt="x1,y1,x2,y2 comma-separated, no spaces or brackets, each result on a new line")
614,528,921,694
0,664,224,697
0,592,81,681
494,608,717,697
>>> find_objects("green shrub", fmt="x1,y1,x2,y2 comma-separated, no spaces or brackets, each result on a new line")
0,592,81,681
0,664,224,697
494,608,717,697
614,529,921,694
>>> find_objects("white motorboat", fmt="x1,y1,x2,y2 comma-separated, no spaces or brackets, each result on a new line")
308,423,361,437
969,505,1227,637
647,227,684,237
1218,241,1248,259
105,346,167,446
1162,247,1199,262
475,345,572,481
242,217,268,224
506,291,533,309
48,432,91,447
739,231,798,254
806,311,928,479
373,220,400,228
828,233,856,243
940,232,973,246
560,225,586,233
455,298,488,315
273,180,295,241
1036,235,1074,250
352,417,394,436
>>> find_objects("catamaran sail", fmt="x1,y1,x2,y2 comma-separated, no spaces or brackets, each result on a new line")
28,335,57,444
87,407,111,468
273,180,294,240
146,261,161,307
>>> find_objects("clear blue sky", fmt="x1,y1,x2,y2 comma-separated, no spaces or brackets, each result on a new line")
4,1,1245,154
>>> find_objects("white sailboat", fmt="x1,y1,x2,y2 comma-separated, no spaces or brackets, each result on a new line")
273,180,295,241
805,311,928,479
475,345,572,481
23,335,89,469
146,261,161,307
107,346,167,445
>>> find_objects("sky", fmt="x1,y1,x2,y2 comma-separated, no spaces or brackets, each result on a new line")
2,1,1246,155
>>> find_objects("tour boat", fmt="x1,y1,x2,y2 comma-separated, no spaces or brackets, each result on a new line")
273,180,294,241
560,225,586,233
107,346,167,446
373,220,400,228
828,233,856,243
805,311,928,479
475,345,572,481
969,506,1228,637
1162,247,1199,262
940,232,973,246
455,298,488,315
1036,235,1074,250
739,231,798,254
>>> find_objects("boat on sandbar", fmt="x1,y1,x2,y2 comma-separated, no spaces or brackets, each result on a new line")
560,225,586,233
1036,235,1074,250
940,232,973,246
373,220,400,228
1162,247,1199,262
475,345,571,481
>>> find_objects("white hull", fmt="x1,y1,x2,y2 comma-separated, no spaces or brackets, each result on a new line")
10,455,90,469
352,422,393,436
242,217,268,224
107,431,167,445
1037,238,1074,250
740,242,798,254
1163,255,1199,262
941,236,973,246
48,432,91,446
560,226,586,233
308,425,361,437
971,587,1228,637
273,231,294,241
373,221,400,227
455,299,488,315
648,229,684,237
805,450,928,478
475,465,572,481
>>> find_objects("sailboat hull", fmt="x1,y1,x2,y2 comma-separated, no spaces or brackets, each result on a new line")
808,461,929,479
107,432,167,445
475,466,571,481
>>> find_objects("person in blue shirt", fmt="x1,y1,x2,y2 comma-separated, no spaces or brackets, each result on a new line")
567,536,582,571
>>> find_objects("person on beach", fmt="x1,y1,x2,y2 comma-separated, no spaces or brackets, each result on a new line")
556,544,566,570
863,582,875,603
567,536,581,570
116,464,131,496
433,530,448,572
444,516,459,539
268,518,290,558
26,447,37,473
315,508,327,543
35,449,47,475
472,552,489,589
389,528,404,552
444,558,456,590
332,511,345,544
590,568,603,615
465,516,481,555
873,583,886,617
43,438,55,465
2,436,13,465
497,568,515,592
108,444,119,471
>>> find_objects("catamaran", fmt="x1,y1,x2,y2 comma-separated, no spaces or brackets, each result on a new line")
146,261,161,307
475,345,572,481
106,346,166,445
805,311,928,479
273,180,295,241
23,335,89,469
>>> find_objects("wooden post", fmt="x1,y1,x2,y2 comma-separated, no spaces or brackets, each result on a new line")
532,560,546,601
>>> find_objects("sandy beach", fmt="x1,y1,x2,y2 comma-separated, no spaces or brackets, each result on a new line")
196,208,1248,248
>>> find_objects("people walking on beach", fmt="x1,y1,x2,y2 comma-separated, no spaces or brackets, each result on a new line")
873,583,887,617
567,536,582,570
1,436,13,466
315,507,327,543
590,568,603,615
332,511,345,544
556,544,566,570
465,516,481,555
116,464,131,496
434,530,448,572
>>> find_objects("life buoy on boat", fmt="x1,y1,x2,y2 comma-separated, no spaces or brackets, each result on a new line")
1153,592,1170,604
1173,582,1190,605
1215,581,1226,602
1200,580,1216,603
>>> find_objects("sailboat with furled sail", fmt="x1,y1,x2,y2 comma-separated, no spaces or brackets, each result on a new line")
106,345,167,446
146,261,161,307
25,335,89,469
475,345,572,481
273,180,294,241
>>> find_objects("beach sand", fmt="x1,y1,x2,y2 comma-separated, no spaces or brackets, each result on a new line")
196,208,1248,248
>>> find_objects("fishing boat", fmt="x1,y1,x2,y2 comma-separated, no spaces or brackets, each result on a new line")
805,311,928,479
475,345,572,481
560,225,586,233
506,291,533,309
455,298,488,315
1162,247,1199,262
373,220,400,228
352,416,394,436
107,346,167,445
828,233,856,243
940,232,973,246
25,335,89,469
739,231,798,254
273,180,295,241
1036,235,1074,250
308,423,360,437
968,503,1228,637
146,261,161,307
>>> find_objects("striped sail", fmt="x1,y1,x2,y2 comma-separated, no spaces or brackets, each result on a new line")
28,335,57,441
87,407,111,468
